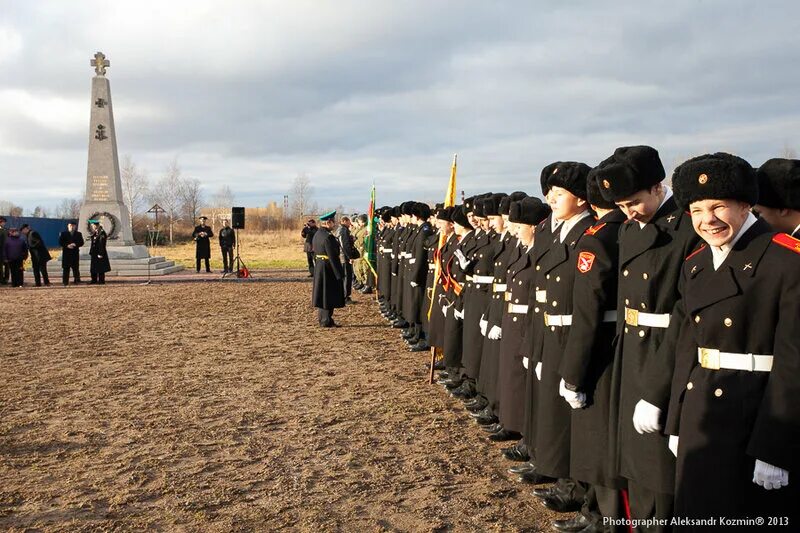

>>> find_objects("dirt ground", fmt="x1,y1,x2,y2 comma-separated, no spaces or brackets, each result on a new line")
0,277,558,532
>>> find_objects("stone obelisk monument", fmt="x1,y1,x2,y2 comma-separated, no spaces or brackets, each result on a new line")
77,51,147,259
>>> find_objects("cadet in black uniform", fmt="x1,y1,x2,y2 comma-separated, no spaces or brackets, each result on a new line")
667,153,799,529
754,158,800,238
593,145,701,531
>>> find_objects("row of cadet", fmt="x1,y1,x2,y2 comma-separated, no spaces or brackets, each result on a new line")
373,148,799,532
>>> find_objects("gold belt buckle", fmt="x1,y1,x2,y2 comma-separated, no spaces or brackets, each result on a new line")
543,312,550,327
625,308,639,327
504,292,511,302
699,348,721,370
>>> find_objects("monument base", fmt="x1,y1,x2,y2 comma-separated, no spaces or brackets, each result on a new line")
56,254,185,277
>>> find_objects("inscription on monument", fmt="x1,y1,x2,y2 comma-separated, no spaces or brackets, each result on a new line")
90,175,111,201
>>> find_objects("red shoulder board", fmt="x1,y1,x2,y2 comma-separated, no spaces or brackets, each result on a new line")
772,233,800,254
685,243,707,261
584,222,607,236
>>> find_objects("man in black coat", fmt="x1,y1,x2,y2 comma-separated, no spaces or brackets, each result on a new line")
552,173,627,531
666,153,799,529
192,216,213,273
593,146,702,531
754,158,800,238
21,224,51,286
0,216,8,285
218,218,236,273
301,219,318,277
89,222,111,284
58,222,84,285
404,203,435,351
336,216,358,303
312,211,346,327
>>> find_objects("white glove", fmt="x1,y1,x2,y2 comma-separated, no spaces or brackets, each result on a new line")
454,249,470,269
479,315,488,336
523,357,529,369
632,399,662,434
535,362,542,381
668,435,679,457
753,460,789,490
454,308,464,320
488,325,502,340
559,379,586,409
442,305,448,317
410,281,418,287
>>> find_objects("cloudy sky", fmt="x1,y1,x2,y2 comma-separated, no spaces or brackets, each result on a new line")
1,0,799,214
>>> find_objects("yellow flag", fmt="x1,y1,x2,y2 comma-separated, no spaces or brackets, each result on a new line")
427,154,457,319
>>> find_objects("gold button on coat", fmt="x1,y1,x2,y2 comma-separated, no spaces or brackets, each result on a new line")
624,327,629,334
623,270,629,277
642,273,649,280
714,388,723,397
687,382,693,390
625,299,630,305
695,315,701,323
552,301,557,307
724,318,733,327
638,330,646,338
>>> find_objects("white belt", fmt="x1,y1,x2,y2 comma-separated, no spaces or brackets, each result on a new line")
380,247,391,253
545,310,617,327
473,275,494,284
698,348,773,372
409,258,416,264
535,290,547,303
508,303,529,314
493,283,507,292
428,264,435,271
401,252,411,259
624,308,670,328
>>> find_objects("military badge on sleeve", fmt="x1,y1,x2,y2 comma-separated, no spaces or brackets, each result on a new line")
577,251,596,273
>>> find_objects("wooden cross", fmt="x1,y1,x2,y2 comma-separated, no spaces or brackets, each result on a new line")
91,51,110,75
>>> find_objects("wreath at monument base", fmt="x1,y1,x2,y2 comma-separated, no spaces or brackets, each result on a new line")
87,211,119,239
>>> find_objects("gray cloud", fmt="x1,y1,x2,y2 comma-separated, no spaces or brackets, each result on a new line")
1,0,799,213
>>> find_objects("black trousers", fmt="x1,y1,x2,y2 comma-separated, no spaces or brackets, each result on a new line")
62,264,81,285
221,247,234,272
90,271,106,284
196,257,210,272
343,261,353,297
306,252,315,275
9,259,23,286
317,307,335,326
580,484,621,530
628,481,674,533
31,257,49,286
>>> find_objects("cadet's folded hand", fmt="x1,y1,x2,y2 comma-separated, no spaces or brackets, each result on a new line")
632,399,662,434
523,357,529,369
479,315,488,336
410,281,418,287
454,308,464,320
487,326,502,340
535,361,542,381
753,460,789,490
558,379,586,408
668,435,679,457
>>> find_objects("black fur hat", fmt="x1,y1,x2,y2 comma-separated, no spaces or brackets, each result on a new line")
436,206,454,222
499,191,528,215
392,206,401,218
381,210,393,223
586,171,619,209
547,162,592,200
540,162,561,196
463,196,476,213
756,158,800,210
672,153,758,209
451,205,471,228
482,193,508,217
412,202,432,220
472,193,493,218
400,201,415,216
509,197,551,226
593,145,666,202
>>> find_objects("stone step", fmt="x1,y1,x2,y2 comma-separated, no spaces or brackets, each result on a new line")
67,260,176,270
115,265,184,276
63,256,168,265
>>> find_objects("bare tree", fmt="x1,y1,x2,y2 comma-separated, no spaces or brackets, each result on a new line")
180,177,204,224
782,141,797,159
32,206,48,218
289,173,314,218
54,198,82,219
0,201,23,216
121,154,150,222
149,158,184,244
209,185,235,229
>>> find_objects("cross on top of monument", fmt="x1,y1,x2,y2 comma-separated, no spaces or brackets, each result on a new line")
91,51,110,76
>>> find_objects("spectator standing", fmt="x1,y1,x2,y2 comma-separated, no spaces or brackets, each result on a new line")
20,224,51,287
